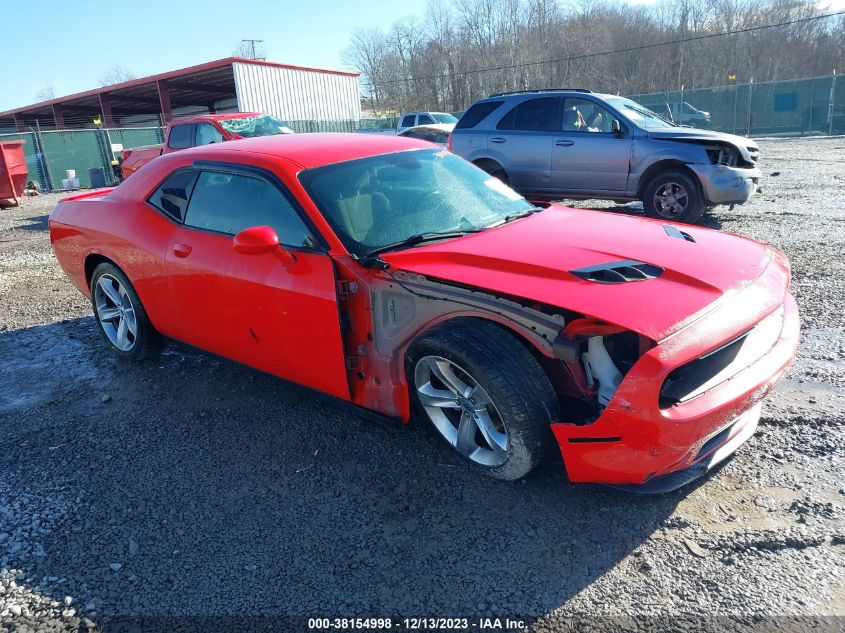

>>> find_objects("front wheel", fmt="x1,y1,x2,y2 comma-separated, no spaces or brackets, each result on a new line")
90,263,164,360
642,170,705,224
408,319,558,481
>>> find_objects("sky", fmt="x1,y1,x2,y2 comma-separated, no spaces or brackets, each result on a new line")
0,0,430,111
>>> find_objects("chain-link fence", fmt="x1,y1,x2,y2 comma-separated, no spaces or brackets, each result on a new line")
0,120,358,192
629,74,843,137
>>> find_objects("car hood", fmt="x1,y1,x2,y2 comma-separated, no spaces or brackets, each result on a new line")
647,127,758,160
380,206,776,341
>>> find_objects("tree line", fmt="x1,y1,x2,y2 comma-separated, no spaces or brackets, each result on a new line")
343,0,845,115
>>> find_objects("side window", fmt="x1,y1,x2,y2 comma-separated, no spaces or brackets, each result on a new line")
184,171,315,248
497,97,560,131
417,113,435,125
401,115,416,128
167,124,194,149
563,98,617,133
195,123,224,146
147,169,197,221
455,100,504,129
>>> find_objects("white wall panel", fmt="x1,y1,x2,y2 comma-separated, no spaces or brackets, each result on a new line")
232,62,360,121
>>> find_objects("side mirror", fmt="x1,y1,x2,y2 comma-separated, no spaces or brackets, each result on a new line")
612,119,623,135
233,226,296,266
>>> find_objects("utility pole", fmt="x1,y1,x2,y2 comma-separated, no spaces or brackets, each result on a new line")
240,39,264,60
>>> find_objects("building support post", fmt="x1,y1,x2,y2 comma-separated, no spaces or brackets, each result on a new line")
98,93,115,127
12,113,24,132
157,80,172,124
51,104,66,129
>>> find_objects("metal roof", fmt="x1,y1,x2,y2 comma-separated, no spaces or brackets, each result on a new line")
0,57,359,129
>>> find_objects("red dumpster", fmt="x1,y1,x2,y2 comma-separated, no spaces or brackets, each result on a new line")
0,140,28,207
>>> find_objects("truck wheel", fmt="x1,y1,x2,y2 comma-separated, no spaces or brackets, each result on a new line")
407,319,558,481
90,263,164,360
643,170,705,224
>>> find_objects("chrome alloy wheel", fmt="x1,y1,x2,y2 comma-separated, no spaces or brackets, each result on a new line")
653,182,689,218
414,355,509,467
94,274,137,352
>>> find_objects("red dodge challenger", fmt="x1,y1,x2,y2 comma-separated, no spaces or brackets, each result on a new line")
49,133,799,492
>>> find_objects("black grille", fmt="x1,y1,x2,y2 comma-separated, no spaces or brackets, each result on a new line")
570,260,663,284
660,332,749,407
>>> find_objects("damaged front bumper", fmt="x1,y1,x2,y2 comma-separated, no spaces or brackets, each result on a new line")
689,163,762,205
549,255,799,492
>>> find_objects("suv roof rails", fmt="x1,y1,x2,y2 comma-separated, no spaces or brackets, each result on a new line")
488,88,593,97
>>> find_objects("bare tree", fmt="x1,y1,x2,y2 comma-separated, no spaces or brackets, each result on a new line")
233,40,267,60
99,65,136,87
344,0,845,114
35,84,56,102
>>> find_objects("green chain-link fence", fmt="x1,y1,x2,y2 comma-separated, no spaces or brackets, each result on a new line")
629,74,842,137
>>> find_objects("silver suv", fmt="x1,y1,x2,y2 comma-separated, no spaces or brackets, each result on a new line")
449,89,761,223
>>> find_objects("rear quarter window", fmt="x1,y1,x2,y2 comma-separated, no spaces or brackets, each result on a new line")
167,124,194,149
455,101,504,129
148,169,197,222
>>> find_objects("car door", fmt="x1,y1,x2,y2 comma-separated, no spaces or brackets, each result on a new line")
160,165,350,400
550,97,633,193
488,97,560,192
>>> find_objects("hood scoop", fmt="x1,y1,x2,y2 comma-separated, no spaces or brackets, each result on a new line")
664,225,696,242
570,260,664,284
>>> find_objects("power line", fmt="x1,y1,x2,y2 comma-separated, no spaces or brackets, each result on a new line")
366,9,845,87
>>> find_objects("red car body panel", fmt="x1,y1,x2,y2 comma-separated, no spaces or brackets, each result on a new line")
120,112,277,179
50,134,800,489
380,207,773,342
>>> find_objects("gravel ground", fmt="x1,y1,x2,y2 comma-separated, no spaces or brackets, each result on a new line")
0,137,843,631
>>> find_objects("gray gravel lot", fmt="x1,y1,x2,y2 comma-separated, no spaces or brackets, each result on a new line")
0,137,843,631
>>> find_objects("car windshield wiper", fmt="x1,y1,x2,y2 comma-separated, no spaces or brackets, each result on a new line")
357,230,480,268
485,206,545,229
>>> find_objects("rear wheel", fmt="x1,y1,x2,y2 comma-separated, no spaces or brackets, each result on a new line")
643,170,705,224
90,263,164,360
408,319,558,480
476,160,509,186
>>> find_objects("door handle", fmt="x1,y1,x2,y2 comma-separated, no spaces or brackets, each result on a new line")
490,137,506,144
555,140,574,147
172,243,192,258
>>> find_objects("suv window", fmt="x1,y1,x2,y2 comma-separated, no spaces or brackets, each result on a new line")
168,124,194,149
184,171,315,248
401,115,416,128
148,169,197,221
497,97,560,131
417,113,435,125
195,123,224,146
562,98,617,133
455,101,504,129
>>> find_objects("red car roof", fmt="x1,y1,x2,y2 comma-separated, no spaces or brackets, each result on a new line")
188,132,435,169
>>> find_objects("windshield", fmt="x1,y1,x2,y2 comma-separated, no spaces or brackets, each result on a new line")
217,114,293,138
432,113,458,124
606,97,675,128
299,149,534,257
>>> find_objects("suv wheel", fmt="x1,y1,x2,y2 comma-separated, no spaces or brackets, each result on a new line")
477,161,509,186
643,170,705,224
407,319,558,481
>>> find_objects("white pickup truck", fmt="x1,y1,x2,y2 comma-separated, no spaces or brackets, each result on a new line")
396,112,458,133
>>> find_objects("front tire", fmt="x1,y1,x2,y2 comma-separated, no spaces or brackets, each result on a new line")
90,263,164,360
407,319,558,481
642,170,705,224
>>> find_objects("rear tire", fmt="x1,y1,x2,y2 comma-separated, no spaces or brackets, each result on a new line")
476,160,509,186
642,170,705,224
90,263,164,360
407,319,558,481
